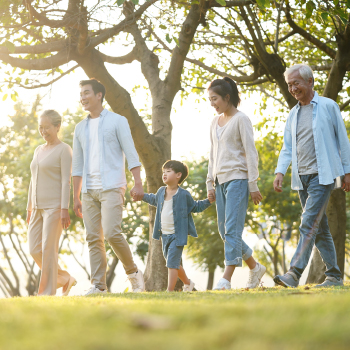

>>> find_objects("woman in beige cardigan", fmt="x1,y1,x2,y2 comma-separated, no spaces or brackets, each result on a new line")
206,77,266,291
27,110,76,296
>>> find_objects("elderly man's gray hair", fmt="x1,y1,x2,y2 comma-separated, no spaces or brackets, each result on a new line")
284,64,314,86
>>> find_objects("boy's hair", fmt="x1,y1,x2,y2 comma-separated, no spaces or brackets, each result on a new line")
162,160,189,184
79,78,106,104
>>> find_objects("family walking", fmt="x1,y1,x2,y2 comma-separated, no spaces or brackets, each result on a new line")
26,63,350,296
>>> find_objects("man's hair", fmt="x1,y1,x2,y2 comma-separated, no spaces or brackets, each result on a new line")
79,78,106,104
284,64,314,87
162,160,189,184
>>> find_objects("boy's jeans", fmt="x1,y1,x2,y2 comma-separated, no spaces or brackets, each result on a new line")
289,174,342,280
215,179,253,267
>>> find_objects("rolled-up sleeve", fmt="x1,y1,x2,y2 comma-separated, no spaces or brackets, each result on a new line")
117,117,142,171
332,103,350,174
72,126,84,177
275,116,293,175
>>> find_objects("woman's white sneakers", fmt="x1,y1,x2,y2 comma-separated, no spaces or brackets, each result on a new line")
213,278,231,290
183,280,195,292
213,263,267,291
246,263,267,289
62,276,77,296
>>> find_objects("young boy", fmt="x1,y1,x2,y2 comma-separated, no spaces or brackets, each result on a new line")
133,160,214,292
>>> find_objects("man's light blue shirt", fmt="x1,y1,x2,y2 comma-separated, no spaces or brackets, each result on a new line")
72,109,141,193
275,91,350,190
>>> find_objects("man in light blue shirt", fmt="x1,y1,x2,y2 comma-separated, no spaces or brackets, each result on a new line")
273,64,350,288
72,79,145,295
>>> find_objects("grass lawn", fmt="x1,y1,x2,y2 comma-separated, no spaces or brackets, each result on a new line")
1,284,350,350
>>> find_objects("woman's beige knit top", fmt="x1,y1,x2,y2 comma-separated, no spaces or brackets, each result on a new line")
27,142,72,211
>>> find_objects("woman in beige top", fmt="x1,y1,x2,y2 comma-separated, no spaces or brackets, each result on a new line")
27,110,76,296
206,77,265,291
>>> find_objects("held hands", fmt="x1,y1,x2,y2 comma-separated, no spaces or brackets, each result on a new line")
342,174,350,192
61,209,71,229
208,189,216,203
131,182,144,201
74,198,83,218
273,173,284,192
250,191,263,205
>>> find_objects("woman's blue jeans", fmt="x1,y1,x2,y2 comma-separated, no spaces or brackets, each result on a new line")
215,179,253,267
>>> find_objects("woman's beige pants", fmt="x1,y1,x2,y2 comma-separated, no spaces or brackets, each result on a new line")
28,209,70,296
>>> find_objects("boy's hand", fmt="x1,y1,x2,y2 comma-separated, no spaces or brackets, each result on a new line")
208,189,216,203
250,191,262,205
130,182,144,201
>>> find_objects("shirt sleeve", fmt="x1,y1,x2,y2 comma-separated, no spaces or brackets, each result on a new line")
60,145,72,209
275,114,293,176
186,192,211,213
116,117,142,171
72,125,84,177
239,115,259,193
206,120,215,192
142,193,158,207
332,102,350,174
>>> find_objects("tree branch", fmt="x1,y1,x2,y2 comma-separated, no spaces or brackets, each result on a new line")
0,40,67,55
340,98,350,111
285,7,336,59
99,47,140,64
0,49,71,71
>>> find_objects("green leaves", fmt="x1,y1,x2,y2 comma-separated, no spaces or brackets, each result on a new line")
256,0,270,9
131,0,139,4
2,94,8,101
166,33,172,43
305,1,316,18
215,0,226,6
115,0,125,6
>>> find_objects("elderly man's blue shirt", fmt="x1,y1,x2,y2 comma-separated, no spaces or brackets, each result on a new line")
275,92,350,190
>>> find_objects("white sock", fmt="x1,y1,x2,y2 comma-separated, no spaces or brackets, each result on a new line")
251,263,260,272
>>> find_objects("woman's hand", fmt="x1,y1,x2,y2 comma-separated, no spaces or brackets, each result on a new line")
208,189,216,203
61,209,71,229
26,210,32,225
250,191,263,205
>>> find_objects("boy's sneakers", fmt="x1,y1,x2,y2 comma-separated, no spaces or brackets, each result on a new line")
246,263,266,288
315,276,343,288
213,278,231,290
273,271,299,288
127,269,145,292
183,280,195,292
84,285,108,296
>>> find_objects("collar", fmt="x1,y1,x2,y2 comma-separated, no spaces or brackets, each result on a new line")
296,91,318,110
87,108,108,120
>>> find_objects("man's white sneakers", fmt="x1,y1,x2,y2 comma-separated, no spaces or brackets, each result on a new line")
213,278,231,290
127,270,145,292
246,263,267,289
84,285,108,296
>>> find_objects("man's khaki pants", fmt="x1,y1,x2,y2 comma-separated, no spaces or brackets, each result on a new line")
82,188,137,290
28,209,71,296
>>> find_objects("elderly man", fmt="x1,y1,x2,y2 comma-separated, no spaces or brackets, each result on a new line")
273,64,350,288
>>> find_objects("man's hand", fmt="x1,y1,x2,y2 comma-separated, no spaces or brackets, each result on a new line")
26,210,32,225
74,198,83,218
61,209,71,229
250,191,263,205
342,173,350,192
208,189,216,203
273,173,284,192
131,182,144,201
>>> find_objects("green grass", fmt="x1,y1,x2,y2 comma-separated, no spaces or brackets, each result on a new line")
1,285,350,350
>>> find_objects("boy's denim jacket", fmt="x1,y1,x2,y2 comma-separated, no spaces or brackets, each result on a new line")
142,186,211,246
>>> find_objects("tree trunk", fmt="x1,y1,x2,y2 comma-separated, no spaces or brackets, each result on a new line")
306,189,346,283
106,256,119,291
207,269,215,290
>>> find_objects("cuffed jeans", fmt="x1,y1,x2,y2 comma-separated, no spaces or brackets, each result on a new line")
28,208,71,296
289,174,342,280
82,188,137,290
215,179,253,267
